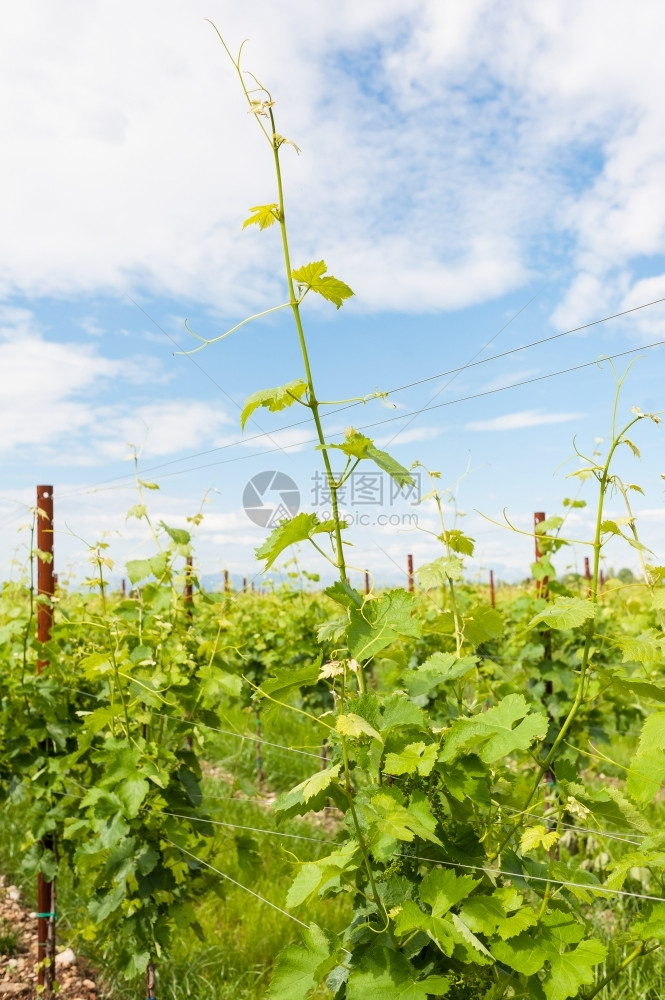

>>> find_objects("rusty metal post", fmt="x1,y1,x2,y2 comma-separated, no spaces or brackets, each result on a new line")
36,486,55,995
146,960,156,1000
364,571,370,595
489,570,496,608
224,569,230,594
407,554,414,593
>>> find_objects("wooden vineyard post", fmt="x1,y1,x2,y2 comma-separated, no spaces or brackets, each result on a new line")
533,512,548,599
407,554,414,593
255,705,264,786
364,571,370,595
36,485,56,996
489,569,496,608
243,577,247,593
224,569,230,594
146,960,156,1000
584,556,591,596
185,555,193,620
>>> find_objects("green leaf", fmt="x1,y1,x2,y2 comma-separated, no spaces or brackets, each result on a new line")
292,260,354,309
266,923,333,1000
632,903,665,941
652,589,665,610
627,713,665,803
404,652,478,698
520,825,560,853
325,579,363,609
384,742,438,777
614,679,665,703
327,429,414,488
159,521,191,545
125,551,169,584
528,597,596,631
491,932,548,976
255,512,343,569
440,694,548,763
299,764,341,802
417,556,463,587
616,630,664,666
346,947,449,1000
419,868,479,917
126,503,147,520
258,662,322,702
542,940,607,1000
88,882,126,923
443,529,475,556
462,605,503,646
337,713,383,743
369,790,442,847
348,590,421,661
117,775,150,818
243,203,279,230
286,843,360,908
241,379,308,430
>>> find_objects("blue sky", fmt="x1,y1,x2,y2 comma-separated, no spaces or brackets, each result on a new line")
1,0,664,587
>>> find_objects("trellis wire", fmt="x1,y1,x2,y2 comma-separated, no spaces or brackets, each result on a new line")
162,810,329,844
165,839,308,928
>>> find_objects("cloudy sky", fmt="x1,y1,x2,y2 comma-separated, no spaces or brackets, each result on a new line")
1,0,664,587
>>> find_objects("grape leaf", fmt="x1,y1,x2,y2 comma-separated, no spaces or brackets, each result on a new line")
292,260,354,309
439,694,548,763
300,764,341,802
419,868,479,917
255,513,343,569
348,590,421,661
266,923,333,1000
346,947,450,1000
528,597,596,631
616,630,664,667
327,429,414,488
126,552,169,584
337,713,383,743
627,713,665,803
325,579,363,609
158,521,191,545
384,742,438,777
241,379,308,430
243,203,279,230
542,940,607,1000
404,653,478,698
491,932,548,976
520,825,560,853
286,843,360,908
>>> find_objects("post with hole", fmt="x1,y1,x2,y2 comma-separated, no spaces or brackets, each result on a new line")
36,485,56,996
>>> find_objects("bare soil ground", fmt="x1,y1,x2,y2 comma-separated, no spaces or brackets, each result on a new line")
0,879,101,1000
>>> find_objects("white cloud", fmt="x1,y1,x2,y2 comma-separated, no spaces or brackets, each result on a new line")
465,409,583,432
2,1,665,317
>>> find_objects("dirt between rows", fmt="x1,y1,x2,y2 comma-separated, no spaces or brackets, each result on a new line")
0,878,102,1000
